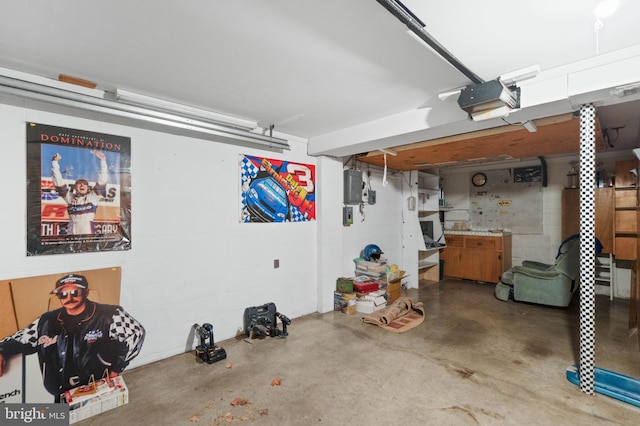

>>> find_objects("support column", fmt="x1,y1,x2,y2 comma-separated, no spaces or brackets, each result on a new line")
578,104,596,394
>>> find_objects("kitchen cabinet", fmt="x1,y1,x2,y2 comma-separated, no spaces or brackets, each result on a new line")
440,233,512,283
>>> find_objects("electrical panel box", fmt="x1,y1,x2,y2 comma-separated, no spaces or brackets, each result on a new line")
368,190,376,205
343,206,353,226
343,169,363,205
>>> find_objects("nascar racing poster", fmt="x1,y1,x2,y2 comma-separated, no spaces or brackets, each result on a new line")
26,123,132,255
240,154,316,223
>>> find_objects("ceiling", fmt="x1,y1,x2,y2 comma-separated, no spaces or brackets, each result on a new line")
1,1,640,167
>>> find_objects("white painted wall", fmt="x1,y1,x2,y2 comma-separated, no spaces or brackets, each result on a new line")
340,166,405,281
0,101,320,369
0,96,408,374
316,156,345,313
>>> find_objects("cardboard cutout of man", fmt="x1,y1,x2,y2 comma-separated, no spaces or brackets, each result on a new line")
0,274,145,402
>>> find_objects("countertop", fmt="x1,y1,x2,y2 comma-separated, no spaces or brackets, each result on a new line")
443,229,512,237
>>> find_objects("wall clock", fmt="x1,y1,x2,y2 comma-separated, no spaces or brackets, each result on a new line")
471,172,487,187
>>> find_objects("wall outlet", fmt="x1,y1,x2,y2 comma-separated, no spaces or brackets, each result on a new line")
408,196,416,211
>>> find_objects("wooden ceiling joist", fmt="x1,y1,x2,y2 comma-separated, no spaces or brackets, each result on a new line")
357,113,603,170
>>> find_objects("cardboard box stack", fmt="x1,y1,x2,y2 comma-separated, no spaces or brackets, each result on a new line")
386,280,402,303
335,259,406,315
334,291,357,314
385,269,406,303
355,289,387,314
354,259,387,280
336,277,353,293
352,276,380,293
334,277,357,314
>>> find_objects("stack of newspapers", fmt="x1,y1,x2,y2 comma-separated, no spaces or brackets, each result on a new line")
354,259,387,279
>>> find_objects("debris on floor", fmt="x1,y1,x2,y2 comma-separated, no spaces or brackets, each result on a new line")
230,397,249,406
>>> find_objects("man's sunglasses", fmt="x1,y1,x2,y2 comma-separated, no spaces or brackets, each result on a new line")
57,289,81,299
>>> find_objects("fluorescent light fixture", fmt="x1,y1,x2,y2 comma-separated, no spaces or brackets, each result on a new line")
115,89,257,131
458,79,519,122
522,120,537,132
379,148,398,156
0,71,289,150
499,65,540,86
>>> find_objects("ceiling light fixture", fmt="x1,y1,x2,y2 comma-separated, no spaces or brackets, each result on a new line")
522,120,537,132
0,71,289,150
114,89,258,131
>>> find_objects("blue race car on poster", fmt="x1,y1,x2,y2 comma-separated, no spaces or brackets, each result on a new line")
246,176,290,222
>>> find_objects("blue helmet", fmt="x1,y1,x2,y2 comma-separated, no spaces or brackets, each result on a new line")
363,244,383,261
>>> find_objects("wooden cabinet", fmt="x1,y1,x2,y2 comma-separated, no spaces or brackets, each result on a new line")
440,235,464,278
440,233,512,283
562,187,614,253
561,161,640,261
615,160,638,189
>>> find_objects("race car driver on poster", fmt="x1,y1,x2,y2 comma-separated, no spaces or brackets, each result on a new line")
240,154,316,223
26,123,132,255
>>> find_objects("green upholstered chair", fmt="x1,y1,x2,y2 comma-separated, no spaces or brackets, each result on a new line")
495,236,582,307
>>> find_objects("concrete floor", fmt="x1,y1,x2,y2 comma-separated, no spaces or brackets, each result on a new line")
78,279,640,425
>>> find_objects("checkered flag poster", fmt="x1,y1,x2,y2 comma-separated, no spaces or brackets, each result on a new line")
239,154,316,223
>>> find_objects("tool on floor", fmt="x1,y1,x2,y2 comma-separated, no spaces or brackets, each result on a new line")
243,302,291,339
193,323,227,364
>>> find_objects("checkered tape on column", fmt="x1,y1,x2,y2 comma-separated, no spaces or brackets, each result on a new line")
578,104,596,394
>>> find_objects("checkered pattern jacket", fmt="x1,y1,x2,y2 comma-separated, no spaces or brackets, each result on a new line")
0,301,145,396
